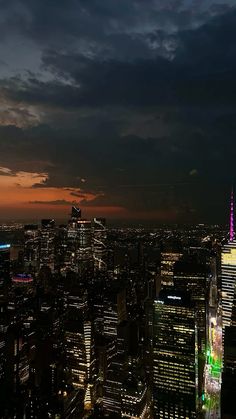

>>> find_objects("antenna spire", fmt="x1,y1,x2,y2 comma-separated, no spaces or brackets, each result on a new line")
230,187,234,241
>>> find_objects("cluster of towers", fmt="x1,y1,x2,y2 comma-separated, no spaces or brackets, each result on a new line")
0,192,236,418
24,206,107,275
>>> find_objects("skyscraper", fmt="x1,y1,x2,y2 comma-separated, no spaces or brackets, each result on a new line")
173,258,209,352
66,207,92,273
221,284,236,418
24,225,39,273
221,190,236,330
153,290,198,418
0,244,10,283
65,311,95,410
93,218,107,271
39,219,55,272
221,325,236,418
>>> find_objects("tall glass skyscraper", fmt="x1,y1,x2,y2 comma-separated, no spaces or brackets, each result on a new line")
221,241,236,329
221,190,236,330
153,290,198,418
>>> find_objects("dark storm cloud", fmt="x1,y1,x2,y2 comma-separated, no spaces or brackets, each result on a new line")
0,0,234,65
2,9,236,111
0,1,235,221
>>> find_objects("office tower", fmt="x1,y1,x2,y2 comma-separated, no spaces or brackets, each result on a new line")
103,286,127,415
93,218,107,271
71,206,81,220
221,190,236,331
103,358,123,415
161,248,182,288
77,219,92,272
67,206,82,244
153,290,198,418
103,322,127,416
24,225,39,273
0,243,10,282
39,219,55,272
221,240,236,328
104,286,127,338
221,326,236,418
65,309,95,410
67,207,92,273
122,380,149,419
66,207,81,272
4,324,30,417
0,244,10,307
161,250,181,286
221,284,236,418
0,308,10,418
55,224,68,272
174,259,208,352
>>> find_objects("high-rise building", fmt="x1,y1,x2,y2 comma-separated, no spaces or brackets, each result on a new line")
161,251,182,288
77,220,92,271
0,244,10,282
0,244,10,307
24,225,39,273
221,190,236,331
122,380,149,419
153,290,198,418
104,287,127,338
71,206,82,220
65,310,95,410
221,325,236,418
66,207,92,273
221,283,236,418
93,218,107,271
103,286,127,415
173,259,209,352
39,219,55,272
221,241,236,329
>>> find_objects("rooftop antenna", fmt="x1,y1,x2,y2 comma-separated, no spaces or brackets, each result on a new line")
230,187,234,241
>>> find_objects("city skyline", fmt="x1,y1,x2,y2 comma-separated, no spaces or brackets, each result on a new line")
0,1,236,222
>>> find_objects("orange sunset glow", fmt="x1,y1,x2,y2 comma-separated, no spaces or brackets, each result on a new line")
0,166,129,220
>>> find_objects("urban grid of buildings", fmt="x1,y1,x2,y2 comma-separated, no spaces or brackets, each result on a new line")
0,196,236,418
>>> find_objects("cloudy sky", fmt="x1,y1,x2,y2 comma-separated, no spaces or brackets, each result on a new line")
0,0,235,223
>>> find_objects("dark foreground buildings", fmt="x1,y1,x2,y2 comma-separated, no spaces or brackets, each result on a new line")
0,205,232,418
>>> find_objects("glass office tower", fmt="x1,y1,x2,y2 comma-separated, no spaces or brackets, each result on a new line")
153,290,198,418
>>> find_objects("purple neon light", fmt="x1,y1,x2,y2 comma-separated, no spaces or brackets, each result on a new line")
230,189,234,241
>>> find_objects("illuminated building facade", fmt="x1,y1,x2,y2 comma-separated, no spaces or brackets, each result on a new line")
93,218,107,271
173,259,208,352
221,189,236,331
221,282,236,418
77,220,92,271
103,288,127,415
66,207,92,272
161,251,182,288
39,219,55,272
12,273,34,286
104,288,127,338
65,313,95,410
221,240,236,330
24,224,39,273
0,244,10,283
5,325,30,393
122,381,149,419
153,290,198,418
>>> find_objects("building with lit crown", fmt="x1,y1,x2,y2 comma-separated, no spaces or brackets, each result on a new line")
221,240,236,330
